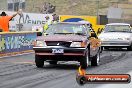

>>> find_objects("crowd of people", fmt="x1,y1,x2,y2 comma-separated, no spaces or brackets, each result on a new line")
42,2,56,14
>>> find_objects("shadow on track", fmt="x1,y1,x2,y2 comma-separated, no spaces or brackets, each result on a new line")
37,62,100,70
42,62,79,70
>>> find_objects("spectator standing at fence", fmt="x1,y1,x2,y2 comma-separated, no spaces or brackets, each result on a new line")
0,11,20,32
52,14,59,24
43,14,59,32
43,15,53,32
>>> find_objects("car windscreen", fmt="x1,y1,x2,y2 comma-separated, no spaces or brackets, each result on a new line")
46,23,88,35
104,25,131,33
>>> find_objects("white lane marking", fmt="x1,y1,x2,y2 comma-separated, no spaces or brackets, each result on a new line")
13,62,35,64
0,52,34,59
0,60,34,64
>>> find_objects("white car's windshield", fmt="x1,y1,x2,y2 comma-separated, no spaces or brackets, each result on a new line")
46,23,88,35
104,25,131,33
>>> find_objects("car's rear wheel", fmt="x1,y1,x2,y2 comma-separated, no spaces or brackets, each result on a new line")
49,61,57,65
91,52,100,66
80,53,89,69
35,55,44,68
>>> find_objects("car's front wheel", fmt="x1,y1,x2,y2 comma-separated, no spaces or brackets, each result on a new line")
35,55,44,68
80,53,89,69
91,52,100,66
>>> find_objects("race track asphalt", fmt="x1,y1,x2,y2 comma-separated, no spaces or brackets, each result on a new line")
0,49,131,88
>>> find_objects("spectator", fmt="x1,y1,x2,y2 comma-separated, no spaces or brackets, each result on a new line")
48,5,56,13
42,2,56,14
52,14,59,23
0,11,20,32
43,15,52,32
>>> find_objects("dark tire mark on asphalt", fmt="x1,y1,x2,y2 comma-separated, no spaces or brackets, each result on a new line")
100,52,126,65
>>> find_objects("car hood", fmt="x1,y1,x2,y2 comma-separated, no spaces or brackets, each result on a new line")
98,32,131,39
37,35,87,42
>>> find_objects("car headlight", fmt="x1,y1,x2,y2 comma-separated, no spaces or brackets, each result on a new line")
36,41,47,47
70,42,86,47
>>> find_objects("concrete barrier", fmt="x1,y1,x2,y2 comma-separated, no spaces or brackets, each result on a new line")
0,32,37,57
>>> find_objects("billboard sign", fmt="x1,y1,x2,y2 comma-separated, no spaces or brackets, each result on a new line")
0,10,53,31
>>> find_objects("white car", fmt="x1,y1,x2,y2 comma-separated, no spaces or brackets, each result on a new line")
98,23,132,50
